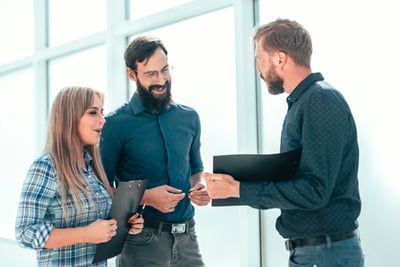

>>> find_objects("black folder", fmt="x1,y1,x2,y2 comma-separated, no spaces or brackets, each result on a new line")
211,147,301,206
93,179,148,263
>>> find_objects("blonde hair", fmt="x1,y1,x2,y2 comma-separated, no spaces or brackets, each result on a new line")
45,86,113,217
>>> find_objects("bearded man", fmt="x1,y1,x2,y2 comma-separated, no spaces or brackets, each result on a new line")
100,36,210,267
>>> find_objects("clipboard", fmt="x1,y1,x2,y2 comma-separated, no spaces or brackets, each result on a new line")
92,179,148,263
211,147,301,206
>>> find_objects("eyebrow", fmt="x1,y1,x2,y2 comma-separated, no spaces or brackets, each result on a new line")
143,64,169,74
87,106,103,112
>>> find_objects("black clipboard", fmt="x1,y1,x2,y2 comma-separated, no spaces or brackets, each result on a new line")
211,147,301,206
92,179,148,263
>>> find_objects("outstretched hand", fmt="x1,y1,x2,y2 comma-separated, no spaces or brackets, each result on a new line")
203,172,240,199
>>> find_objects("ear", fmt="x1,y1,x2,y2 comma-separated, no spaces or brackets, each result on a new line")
277,51,288,65
127,67,137,81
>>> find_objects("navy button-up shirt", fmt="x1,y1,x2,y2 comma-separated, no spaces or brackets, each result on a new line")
100,93,203,222
240,73,361,239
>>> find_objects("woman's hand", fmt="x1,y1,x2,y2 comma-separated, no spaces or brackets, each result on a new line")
128,213,144,235
85,219,118,244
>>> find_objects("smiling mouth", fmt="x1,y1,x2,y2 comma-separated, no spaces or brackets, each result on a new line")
152,87,165,94
149,85,165,92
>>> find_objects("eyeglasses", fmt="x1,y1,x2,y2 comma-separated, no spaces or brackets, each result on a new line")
135,66,172,82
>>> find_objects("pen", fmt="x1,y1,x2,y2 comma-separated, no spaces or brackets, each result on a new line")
139,204,146,216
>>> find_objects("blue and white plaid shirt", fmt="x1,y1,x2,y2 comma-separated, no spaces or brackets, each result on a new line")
15,151,112,267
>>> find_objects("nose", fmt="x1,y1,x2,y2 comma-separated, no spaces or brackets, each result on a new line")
155,71,168,84
100,115,106,125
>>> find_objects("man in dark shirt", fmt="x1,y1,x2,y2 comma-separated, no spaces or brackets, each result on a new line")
205,19,365,266
100,36,210,267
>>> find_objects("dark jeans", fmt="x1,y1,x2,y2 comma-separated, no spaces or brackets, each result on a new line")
288,236,365,267
116,222,205,267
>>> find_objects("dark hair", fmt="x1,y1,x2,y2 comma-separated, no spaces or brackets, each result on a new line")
253,18,312,68
124,36,168,71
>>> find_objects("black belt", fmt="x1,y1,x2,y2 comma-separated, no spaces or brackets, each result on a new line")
144,218,195,234
285,230,358,251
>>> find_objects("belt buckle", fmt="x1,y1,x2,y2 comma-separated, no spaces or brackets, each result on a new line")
171,223,186,234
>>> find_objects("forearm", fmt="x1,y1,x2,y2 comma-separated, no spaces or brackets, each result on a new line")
190,172,204,187
44,227,87,248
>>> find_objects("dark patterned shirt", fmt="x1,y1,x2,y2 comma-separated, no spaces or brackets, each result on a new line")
240,73,361,239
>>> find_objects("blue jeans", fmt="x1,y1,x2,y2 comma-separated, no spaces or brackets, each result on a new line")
288,236,365,267
116,222,204,267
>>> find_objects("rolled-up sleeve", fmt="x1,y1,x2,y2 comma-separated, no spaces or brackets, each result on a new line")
15,157,57,249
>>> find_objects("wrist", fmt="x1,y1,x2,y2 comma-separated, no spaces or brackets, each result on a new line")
234,181,240,197
80,226,89,243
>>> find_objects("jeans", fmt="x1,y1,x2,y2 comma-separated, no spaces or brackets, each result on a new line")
288,236,365,267
116,223,204,267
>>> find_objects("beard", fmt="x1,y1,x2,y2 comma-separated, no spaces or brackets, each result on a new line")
136,79,172,114
260,68,284,95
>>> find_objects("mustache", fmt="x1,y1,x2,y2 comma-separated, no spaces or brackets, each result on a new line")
149,80,170,92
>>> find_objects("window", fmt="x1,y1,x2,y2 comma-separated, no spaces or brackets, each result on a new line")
48,0,106,47
129,0,192,20
0,68,35,239
48,46,107,110
0,0,33,64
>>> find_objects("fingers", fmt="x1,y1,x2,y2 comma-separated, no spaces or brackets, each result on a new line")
189,182,205,192
189,191,211,206
128,213,144,235
170,192,185,200
89,219,118,243
108,220,118,237
165,185,183,194
128,213,143,223
129,227,142,235
162,191,185,212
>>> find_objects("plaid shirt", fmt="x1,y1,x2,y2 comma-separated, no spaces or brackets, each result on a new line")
15,151,112,267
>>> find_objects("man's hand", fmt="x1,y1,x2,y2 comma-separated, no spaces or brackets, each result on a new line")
203,172,240,199
188,182,210,206
142,185,185,213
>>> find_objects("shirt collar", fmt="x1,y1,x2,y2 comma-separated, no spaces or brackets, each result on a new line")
286,72,324,109
83,149,93,167
129,92,147,115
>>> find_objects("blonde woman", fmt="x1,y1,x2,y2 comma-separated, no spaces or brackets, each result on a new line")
15,86,143,266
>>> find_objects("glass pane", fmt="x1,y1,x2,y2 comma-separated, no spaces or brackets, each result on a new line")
48,45,108,110
48,0,106,47
129,0,192,20
0,68,35,239
0,0,33,64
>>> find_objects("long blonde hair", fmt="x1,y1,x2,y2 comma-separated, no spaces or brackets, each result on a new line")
45,86,113,216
